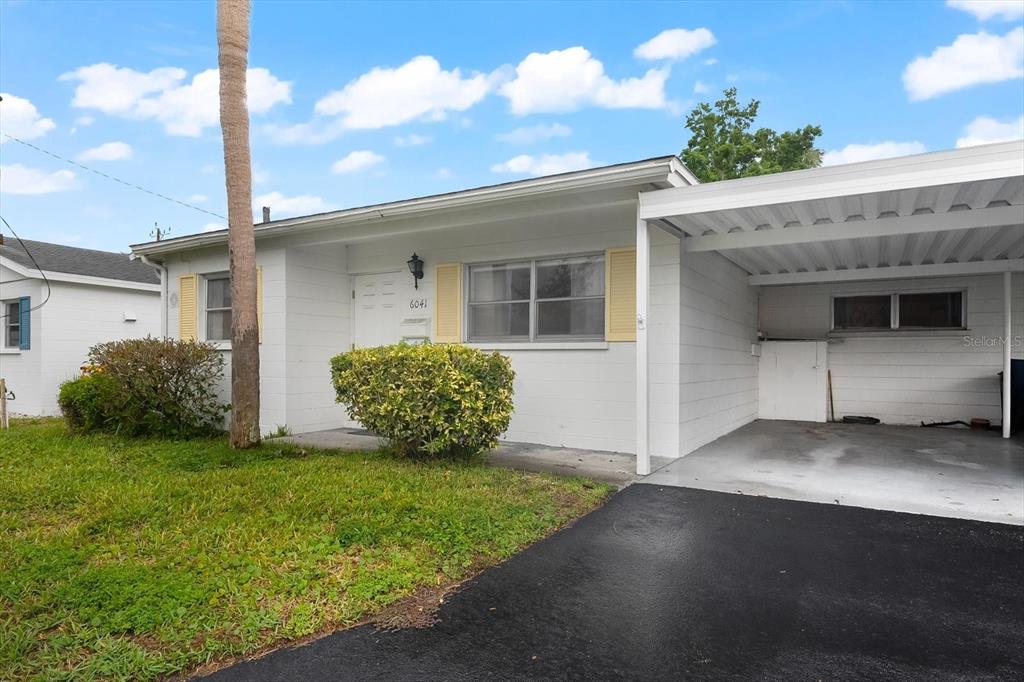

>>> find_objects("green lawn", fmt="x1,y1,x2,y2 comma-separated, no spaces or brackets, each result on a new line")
0,419,610,681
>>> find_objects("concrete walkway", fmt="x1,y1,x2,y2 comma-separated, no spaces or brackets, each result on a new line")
645,420,1024,525
279,428,662,486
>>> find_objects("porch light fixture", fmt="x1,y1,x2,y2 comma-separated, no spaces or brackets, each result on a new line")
407,253,424,289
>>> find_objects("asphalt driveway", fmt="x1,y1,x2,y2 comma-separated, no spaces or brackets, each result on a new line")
204,485,1024,681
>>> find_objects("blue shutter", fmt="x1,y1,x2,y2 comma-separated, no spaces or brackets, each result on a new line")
18,296,30,350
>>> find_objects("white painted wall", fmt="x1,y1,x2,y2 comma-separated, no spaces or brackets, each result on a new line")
344,201,681,456
0,265,160,416
677,249,760,455
0,265,43,415
284,244,350,432
758,272,1024,425
162,243,288,432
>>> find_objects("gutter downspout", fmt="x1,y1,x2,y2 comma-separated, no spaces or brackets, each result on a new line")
133,254,168,338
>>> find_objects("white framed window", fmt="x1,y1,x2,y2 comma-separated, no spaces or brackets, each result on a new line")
2,300,20,349
204,274,231,342
832,290,965,331
466,253,605,342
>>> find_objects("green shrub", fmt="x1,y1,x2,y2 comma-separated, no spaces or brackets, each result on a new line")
58,373,119,431
58,337,229,439
330,343,515,458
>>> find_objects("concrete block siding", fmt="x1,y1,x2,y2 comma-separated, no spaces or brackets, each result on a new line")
759,273,1023,425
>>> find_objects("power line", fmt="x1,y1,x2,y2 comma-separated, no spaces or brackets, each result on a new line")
0,215,52,319
2,133,226,220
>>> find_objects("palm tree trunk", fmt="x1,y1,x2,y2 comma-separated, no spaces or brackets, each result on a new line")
217,0,260,448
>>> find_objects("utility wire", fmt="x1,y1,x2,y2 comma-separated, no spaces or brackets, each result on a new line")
0,215,52,319
2,133,226,220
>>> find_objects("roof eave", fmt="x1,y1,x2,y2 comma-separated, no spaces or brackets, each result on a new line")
131,156,679,257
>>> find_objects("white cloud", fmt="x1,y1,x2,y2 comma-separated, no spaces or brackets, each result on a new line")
693,80,710,94
634,28,716,61
436,167,452,179
497,122,572,144
0,164,77,194
188,194,208,203
74,115,95,126
77,141,133,162
394,133,432,146
315,56,492,129
491,151,595,176
955,115,1024,147
0,93,56,142
60,63,292,136
821,141,927,166
202,222,225,232
330,150,385,174
500,47,670,114
903,28,1024,100
703,58,718,66
252,191,334,218
947,0,1024,21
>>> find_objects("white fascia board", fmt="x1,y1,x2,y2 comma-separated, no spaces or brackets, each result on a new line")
640,141,1024,221
0,261,159,291
686,204,1024,252
750,258,1024,286
132,158,678,257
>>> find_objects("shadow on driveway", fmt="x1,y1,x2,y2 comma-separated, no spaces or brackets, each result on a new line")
202,485,1024,681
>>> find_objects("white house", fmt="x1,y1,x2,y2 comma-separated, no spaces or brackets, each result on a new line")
130,141,1023,474
0,239,161,415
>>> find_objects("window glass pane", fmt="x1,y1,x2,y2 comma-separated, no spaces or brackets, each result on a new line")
207,277,231,309
5,302,19,347
469,263,530,303
899,292,962,328
536,256,604,299
207,310,232,341
833,295,890,329
537,299,605,337
468,302,529,339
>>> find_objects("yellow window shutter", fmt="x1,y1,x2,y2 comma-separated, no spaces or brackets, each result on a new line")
605,247,636,342
434,263,463,343
178,274,198,341
256,266,264,343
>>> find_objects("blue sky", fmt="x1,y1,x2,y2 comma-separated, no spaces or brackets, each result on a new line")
1,0,1022,252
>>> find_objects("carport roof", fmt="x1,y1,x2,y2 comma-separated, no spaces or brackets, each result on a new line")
639,141,1024,285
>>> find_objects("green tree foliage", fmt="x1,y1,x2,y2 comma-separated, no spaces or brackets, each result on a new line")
681,87,823,183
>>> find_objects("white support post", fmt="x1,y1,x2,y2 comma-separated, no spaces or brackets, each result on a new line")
1003,271,1012,439
636,210,651,475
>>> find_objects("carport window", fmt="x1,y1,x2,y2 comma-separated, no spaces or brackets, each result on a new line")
832,291,965,331
467,254,605,341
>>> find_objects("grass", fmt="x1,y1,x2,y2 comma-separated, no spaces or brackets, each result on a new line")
0,419,610,681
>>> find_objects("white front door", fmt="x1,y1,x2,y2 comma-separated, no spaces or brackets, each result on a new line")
758,341,828,422
352,272,402,348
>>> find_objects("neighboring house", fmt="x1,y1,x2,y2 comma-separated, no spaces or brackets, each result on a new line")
0,239,161,415
130,142,1023,472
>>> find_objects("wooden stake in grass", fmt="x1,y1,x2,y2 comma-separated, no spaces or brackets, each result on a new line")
0,378,8,429
217,0,260,448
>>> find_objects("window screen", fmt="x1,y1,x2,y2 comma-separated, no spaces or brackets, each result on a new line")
467,262,530,340
535,255,605,338
4,301,20,348
833,295,891,330
898,291,963,328
206,276,232,341
466,254,606,342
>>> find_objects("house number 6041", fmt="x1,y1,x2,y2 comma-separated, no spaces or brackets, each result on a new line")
409,298,428,309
